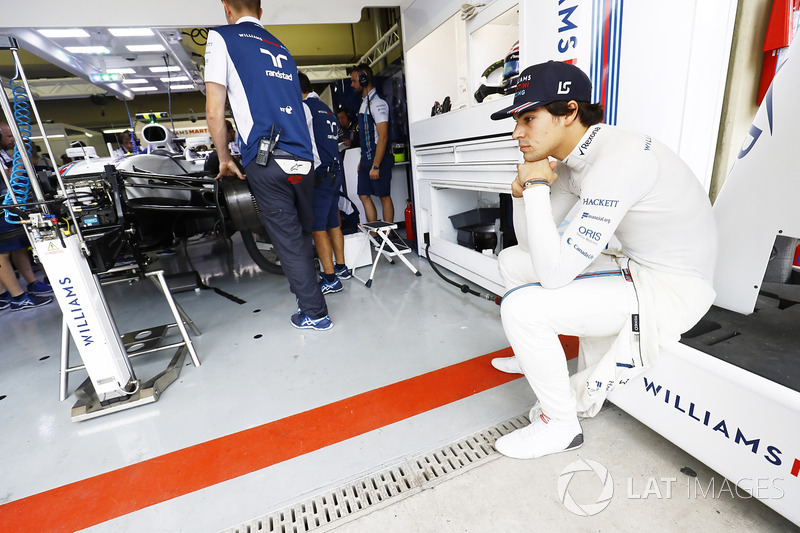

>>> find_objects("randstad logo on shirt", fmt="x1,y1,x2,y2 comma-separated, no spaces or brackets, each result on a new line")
267,70,293,81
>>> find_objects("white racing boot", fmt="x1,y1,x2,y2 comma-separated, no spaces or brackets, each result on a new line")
495,408,583,459
491,356,523,374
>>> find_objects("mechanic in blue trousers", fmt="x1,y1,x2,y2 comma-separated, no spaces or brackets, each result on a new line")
350,63,394,225
298,71,351,296
0,122,54,311
205,0,332,331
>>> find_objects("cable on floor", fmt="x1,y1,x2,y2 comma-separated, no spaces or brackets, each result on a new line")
425,242,501,305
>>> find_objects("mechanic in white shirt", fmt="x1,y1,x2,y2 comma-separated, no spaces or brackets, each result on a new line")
350,63,394,224
490,61,717,459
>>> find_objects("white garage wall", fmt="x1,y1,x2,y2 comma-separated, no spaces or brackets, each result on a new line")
615,0,737,191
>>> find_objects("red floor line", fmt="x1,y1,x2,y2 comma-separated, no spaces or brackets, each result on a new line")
0,338,578,532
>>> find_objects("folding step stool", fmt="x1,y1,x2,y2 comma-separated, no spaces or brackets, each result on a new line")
352,221,421,288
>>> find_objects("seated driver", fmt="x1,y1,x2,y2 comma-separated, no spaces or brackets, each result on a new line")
490,61,717,459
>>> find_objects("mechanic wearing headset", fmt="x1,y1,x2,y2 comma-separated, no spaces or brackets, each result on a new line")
490,61,717,459
350,63,394,225
205,0,332,331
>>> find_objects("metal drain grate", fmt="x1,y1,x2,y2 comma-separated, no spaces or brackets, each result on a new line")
223,414,530,533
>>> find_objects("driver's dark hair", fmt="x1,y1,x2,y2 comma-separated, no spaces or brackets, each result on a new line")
350,63,373,84
545,101,604,127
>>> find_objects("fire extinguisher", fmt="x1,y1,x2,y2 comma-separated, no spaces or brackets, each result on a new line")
404,198,415,241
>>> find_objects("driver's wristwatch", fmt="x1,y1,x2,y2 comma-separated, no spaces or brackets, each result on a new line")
522,178,550,190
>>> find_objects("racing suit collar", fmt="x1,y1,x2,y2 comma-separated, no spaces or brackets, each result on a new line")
562,123,606,170
235,16,263,27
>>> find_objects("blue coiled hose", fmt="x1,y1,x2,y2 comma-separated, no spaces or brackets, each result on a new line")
3,81,33,223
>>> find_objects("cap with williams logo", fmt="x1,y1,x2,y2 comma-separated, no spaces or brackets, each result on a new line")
490,60,593,120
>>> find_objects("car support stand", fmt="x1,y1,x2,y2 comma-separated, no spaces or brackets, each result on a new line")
0,35,200,421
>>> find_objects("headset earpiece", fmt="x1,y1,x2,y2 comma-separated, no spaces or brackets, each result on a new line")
358,69,370,88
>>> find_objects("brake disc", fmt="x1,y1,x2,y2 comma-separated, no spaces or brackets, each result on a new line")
220,178,261,230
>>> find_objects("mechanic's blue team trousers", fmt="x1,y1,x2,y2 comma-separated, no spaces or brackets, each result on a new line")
245,156,328,319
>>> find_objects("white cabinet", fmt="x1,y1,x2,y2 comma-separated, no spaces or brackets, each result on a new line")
414,135,520,296
403,0,578,295
405,2,521,124
402,0,736,294
403,2,524,295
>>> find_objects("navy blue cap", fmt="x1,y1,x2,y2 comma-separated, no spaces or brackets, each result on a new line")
490,60,593,120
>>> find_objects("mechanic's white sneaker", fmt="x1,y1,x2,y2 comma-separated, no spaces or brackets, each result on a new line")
495,411,583,459
491,356,523,374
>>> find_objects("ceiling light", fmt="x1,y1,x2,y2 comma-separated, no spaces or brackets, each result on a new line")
107,68,136,74
122,79,149,84
103,128,130,134
130,86,158,92
65,46,110,54
38,29,90,38
149,66,180,73
169,84,196,90
126,44,165,52
160,76,188,82
90,73,123,83
109,28,154,37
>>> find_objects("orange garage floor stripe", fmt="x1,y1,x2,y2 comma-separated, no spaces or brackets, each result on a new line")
0,339,578,532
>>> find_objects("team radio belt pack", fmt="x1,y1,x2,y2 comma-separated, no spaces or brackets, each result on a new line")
255,125,282,166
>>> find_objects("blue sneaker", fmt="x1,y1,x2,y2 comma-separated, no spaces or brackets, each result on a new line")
319,276,343,295
0,291,10,311
11,292,54,311
27,279,53,296
290,312,333,331
334,265,352,280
